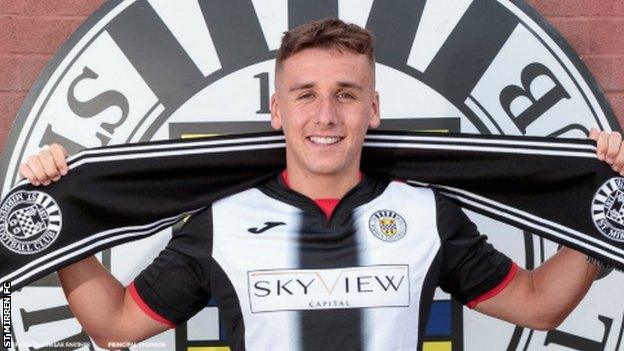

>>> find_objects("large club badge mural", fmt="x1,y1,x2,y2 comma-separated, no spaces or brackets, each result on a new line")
0,0,622,350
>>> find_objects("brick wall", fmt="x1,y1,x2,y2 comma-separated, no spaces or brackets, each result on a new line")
0,0,622,150
527,0,624,133
0,0,105,150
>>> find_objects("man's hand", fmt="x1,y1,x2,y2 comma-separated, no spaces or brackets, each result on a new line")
590,128,624,175
18,143,68,186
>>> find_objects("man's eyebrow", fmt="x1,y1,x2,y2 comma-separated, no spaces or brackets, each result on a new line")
289,82,315,92
337,81,363,90
288,81,364,92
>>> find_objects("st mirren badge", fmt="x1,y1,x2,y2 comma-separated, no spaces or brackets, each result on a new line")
592,177,624,242
0,191,62,254
369,210,407,242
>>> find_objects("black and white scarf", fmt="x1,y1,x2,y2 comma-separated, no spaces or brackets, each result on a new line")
0,130,621,291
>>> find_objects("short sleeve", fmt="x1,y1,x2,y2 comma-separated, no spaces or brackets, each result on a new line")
131,206,213,326
435,192,514,306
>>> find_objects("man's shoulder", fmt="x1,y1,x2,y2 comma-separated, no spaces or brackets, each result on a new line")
216,186,267,204
213,175,291,212
363,177,438,213
384,178,436,197
376,179,465,217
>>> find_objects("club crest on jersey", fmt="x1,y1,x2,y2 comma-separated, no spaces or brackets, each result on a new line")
591,177,624,242
0,190,62,254
369,210,407,242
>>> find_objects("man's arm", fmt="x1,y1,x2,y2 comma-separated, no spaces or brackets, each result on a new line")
474,128,621,329
19,144,171,349
58,257,169,348
474,247,598,330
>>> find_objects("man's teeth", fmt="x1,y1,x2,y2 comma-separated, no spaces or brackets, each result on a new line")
309,136,341,145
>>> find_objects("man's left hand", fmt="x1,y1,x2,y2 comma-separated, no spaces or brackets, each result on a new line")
590,128,624,176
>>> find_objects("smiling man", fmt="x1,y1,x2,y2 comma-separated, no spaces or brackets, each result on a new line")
18,18,624,351
270,42,380,200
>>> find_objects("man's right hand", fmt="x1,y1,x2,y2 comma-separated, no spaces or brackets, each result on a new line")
18,143,68,186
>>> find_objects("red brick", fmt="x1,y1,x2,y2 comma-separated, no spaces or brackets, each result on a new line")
589,19,624,55
0,92,24,119
0,16,17,53
19,55,50,90
0,15,83,54
582,56,624,91
0,0,24,15
549,18,591,54
0,56,21,91
0,92,25,150
608,93,624,126
23,0,105,16
527,0,624,17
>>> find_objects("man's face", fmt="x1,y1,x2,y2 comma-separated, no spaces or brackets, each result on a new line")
271,48,380,178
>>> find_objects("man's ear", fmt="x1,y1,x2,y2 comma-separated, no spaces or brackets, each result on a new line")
270,93,282,130
368,91,381,129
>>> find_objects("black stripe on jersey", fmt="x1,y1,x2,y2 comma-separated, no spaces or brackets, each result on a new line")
298,209,363,351
211,261,246,351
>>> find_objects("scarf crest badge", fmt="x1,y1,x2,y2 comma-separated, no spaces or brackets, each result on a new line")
593,177,624,242
0,191,62,254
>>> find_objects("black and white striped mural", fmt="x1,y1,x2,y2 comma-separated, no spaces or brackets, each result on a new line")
1,1,621,350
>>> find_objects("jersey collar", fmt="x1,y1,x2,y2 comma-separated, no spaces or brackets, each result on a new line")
259,170,388,221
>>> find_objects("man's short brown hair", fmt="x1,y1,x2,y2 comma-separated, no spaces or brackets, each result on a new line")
275,18,375,69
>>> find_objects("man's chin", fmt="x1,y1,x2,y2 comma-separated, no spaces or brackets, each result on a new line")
304,164,353,178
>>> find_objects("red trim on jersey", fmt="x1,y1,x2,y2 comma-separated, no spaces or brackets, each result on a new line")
128,281,176,328
467,262,519,309
280,170,362,219
315,198,340,219
281,169,290,187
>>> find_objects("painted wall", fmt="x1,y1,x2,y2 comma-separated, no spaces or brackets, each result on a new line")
0,2,622,351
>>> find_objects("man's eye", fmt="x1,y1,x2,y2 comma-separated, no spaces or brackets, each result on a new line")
298,93,314,100
337,92,355,100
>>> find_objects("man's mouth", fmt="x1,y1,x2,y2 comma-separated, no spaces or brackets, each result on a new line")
307,136,343,145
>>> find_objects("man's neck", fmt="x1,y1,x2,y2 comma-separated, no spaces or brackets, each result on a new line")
283,168,361,199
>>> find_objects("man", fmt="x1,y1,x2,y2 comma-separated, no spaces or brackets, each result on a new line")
18,18,624,350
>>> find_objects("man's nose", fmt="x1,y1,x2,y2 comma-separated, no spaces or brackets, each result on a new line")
315,96,339,126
